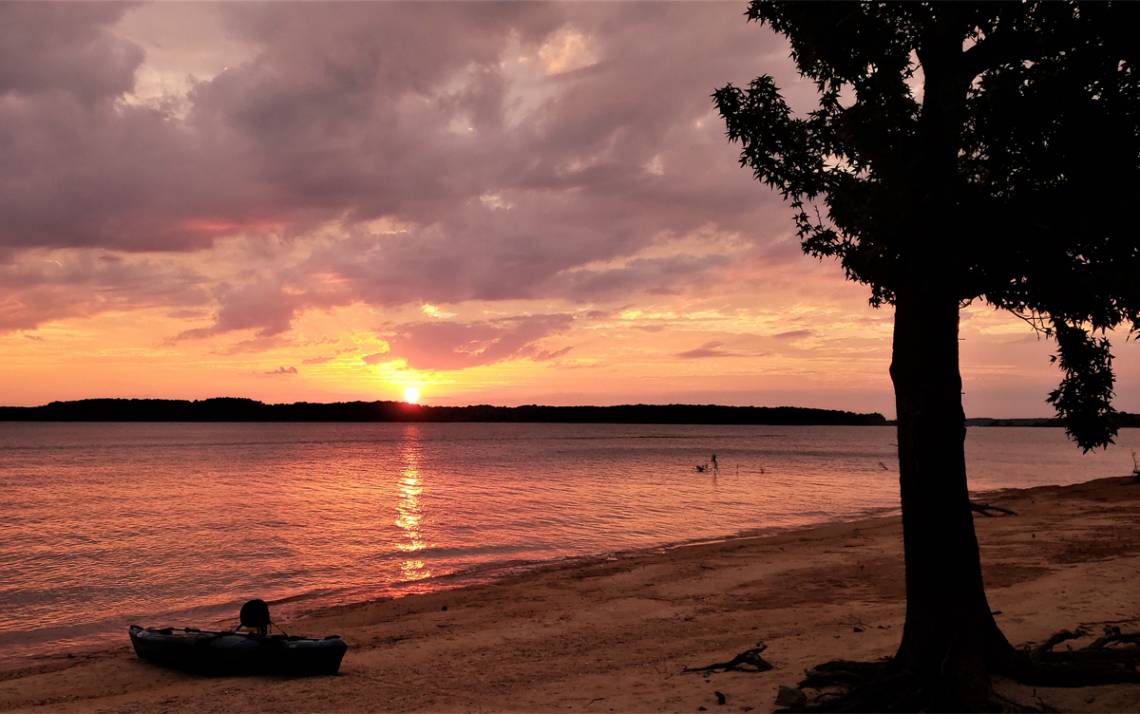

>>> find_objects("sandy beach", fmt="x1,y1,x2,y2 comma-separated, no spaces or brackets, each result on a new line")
1,475,1137,713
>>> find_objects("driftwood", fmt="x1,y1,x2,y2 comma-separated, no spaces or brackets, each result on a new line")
1090,626,1140,649
1029,625,1140,657
1015,625,1140,687
1032,626,1090,656
970,500,1017,517
684,643,774,673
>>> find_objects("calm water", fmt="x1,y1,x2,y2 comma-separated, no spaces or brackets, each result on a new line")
1,422,1137,665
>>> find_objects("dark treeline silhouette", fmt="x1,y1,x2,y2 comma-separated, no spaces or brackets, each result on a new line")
966,415,1140,428
0,398,887,426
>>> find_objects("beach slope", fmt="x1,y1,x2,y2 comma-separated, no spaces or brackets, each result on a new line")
2,476,1138,712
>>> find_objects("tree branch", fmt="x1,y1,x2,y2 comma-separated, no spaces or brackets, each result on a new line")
961,27,1073,81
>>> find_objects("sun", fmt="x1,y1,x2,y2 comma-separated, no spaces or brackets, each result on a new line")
403,385,422,404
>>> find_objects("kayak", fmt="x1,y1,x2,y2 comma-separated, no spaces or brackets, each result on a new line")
128,625,347,676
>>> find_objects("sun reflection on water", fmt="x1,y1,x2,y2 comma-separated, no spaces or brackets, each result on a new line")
395,425,431,582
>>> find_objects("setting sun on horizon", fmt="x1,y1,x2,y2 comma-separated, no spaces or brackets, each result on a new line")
403,385,422,405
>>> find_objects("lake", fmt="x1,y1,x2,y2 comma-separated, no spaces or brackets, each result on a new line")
1,422,1136,666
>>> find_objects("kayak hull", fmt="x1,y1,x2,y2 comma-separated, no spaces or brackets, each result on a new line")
129,625,347,676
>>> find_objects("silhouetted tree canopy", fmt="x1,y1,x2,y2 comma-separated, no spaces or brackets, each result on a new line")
715,1,1140,450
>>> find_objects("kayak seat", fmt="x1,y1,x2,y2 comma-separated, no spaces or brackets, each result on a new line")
240,599,271,636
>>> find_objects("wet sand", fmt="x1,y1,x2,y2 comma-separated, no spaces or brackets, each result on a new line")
2,476,1138,713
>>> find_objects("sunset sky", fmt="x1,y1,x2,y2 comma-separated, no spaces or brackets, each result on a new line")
2,2,1137,417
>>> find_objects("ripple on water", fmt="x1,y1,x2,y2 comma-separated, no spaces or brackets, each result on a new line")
0,421,1135,664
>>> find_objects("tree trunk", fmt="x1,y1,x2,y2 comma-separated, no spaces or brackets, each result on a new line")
890,288,1015,709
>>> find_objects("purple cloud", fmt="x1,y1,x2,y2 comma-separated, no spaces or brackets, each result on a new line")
0,4,142,102
0,250,208,332
382,314,573,370
0,3,804,338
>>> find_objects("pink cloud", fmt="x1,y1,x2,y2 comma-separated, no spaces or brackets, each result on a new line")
0,3,797,338
383,315,573,370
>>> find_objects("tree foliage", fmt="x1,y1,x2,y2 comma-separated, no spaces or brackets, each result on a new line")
715,1,1140,450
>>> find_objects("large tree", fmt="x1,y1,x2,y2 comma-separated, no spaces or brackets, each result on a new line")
715,1,1140,710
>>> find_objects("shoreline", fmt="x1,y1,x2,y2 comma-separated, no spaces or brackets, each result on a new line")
288,503,906,625
0,501,906,674
2,476,1138,712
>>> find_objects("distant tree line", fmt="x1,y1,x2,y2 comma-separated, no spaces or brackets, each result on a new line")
965,414,1140,428
0,398,889,425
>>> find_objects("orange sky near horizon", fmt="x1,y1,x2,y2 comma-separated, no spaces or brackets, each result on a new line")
4,265,1137,418
1,3,1137,418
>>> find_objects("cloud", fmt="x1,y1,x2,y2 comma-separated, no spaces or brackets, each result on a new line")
382,314,573,371
362,351,389,365
551,254,732,301
676,341,764,360
533,346,573,361
772,329,813,340
0,2,800,339
178,277,302,340
0,249,208,332
264,365,297,375
0,4,143,102
302,348,357,365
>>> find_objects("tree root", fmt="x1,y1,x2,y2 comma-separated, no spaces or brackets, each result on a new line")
777,658,1049,713
970,501,1017,517
683,642,773,673
775,659,991,713
772,626,1139,712
798,659,891,690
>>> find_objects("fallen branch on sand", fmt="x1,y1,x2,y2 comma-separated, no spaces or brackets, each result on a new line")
1017,625,1140,686
1033,626,1090,656
1090,627,1140,650
683,643,774,673
970,501,1017,517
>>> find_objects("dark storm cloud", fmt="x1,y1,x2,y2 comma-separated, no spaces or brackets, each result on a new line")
0,2,800,334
